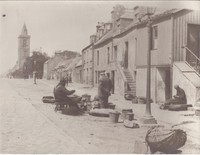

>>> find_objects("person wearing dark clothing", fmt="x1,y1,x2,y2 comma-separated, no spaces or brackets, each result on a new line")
161,85,187,109
98,72,112,108
54,79,79,108
65,75,69,86
173,85,187,104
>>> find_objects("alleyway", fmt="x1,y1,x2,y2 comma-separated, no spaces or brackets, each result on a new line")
0,78,200,153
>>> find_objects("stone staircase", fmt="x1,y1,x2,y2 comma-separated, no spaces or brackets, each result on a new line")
123,69,136,96
173,61,200,105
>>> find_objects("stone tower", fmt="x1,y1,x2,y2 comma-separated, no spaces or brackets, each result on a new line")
18,24,30,69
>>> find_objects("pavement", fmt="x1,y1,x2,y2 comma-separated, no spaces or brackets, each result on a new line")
39,79,200,144
0,78,200,153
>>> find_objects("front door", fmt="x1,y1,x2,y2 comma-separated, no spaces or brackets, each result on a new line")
124,42,129,68
111,71,115,94
187,24,200,64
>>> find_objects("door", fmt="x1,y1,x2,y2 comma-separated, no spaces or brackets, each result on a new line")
124,42,129,68
187,24,200,64
156,67,170,102
111,71,115,94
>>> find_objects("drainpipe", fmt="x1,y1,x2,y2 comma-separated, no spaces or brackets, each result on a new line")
170,15,175,99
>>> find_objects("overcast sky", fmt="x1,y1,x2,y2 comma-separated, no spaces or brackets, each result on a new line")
0,1,199,74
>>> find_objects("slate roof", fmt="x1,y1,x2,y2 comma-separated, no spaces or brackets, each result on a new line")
63,56,81,71
55,59,73,70
94,8,183,47
75,59,82,67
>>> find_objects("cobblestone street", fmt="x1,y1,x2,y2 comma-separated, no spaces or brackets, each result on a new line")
0,78,200,153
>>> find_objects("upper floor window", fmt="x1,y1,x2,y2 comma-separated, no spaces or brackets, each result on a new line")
97,50,99,66
152,26,158,50
114,46,118,61
107,47,110,64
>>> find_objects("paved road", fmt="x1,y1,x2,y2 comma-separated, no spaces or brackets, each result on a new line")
0,79,85,153
0,78,200,153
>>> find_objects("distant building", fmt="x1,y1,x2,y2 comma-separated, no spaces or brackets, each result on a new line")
18,24,30,70
82,38,95,85
73,59,83,83
43,50,80,80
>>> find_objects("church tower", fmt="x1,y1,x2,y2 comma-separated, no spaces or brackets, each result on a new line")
18,24,30,69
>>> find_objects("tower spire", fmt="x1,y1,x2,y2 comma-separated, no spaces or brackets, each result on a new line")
21,23,28,36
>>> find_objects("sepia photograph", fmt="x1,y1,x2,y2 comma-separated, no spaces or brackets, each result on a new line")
0,0,200,154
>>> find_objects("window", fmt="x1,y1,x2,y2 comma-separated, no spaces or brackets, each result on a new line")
152,26,158,49
97,50,99,66
114,46,117,61
107,47,110,64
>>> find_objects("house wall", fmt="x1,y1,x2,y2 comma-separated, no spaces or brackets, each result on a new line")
73,66,82,83
136,18,172,67
173,63,199,105
114,29,137,79
93,41,123,94
82,46,93,85
45,56,64,80
173,10,200,61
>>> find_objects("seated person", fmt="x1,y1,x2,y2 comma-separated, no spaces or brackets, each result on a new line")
161,85,187,109
54,78,80,109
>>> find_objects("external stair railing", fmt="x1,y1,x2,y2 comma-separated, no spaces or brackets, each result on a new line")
182,45,200,75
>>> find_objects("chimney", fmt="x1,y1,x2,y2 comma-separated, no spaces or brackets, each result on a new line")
104,22,113,33
90,34,97,44
96,22,104,40
111,5,125,27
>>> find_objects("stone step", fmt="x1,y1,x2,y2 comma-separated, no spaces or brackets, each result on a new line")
128,82,136,84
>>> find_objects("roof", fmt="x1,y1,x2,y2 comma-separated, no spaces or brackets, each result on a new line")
82,43,93,52
94,8,183,47
118,9,182,37
55,59,73,70
120,11,135,19
64,56,81,71
75,59,82,67
94,26,119,48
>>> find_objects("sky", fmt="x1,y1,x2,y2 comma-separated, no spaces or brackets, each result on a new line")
0,1,200,74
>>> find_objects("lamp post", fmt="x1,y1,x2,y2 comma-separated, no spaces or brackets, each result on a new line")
139,7,157,124
33,60,37,84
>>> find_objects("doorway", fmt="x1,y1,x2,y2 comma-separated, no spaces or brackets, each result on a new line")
111,71,115,94
124,42,129,68
156,67,171,102
187,24,200,64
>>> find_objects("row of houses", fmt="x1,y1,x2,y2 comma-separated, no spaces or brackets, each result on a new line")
43,50,82,83
81,5,200,105
43,5,200,106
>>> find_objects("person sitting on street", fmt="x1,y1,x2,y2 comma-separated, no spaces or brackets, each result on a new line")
160,85,187,109
54,78,80,109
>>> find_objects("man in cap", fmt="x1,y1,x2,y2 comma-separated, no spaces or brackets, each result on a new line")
160,85,187,109
54,78,79,109
98,71,113,108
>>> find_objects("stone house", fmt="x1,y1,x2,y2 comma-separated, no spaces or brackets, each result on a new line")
81,34,97,86
73,59,83,83
43,50,79,80
93,6,200,105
